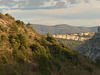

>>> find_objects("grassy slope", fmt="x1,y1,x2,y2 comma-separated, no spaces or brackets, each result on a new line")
0,13,100,75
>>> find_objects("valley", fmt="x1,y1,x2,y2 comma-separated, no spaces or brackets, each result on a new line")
0,13,100,75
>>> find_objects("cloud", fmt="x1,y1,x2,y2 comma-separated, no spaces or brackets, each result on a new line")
3,4,100,26
0,0,94,11
67,0,79,4
54,1,66,8
1,0,100,26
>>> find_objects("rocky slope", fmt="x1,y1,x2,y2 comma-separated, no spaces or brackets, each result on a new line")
53,32,95,41
75,30,100,60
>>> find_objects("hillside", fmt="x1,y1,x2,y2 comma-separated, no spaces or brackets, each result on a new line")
52,32,95,50
57,39,85,50
0,13,100,75
76,31,100,61
32,24,98,34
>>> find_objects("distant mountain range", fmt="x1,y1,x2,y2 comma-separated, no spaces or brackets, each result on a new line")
32,24,98,34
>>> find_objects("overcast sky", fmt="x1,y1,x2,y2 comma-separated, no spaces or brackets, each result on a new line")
1,0,100,26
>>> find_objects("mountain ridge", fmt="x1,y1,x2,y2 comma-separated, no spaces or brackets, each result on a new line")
32,24,98,34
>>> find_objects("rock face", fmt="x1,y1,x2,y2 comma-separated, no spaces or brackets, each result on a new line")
75,27,100,60
52,32,95,41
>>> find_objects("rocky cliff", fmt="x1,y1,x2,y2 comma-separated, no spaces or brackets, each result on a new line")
52,32,95,41
75,27,100,60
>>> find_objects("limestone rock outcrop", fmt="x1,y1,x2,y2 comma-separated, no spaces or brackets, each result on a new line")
52,32,95,41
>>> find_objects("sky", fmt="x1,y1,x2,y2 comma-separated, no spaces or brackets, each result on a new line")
0,0,100,26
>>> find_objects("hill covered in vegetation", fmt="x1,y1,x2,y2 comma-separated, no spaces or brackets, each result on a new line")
0,13,100,75
32,24,98,34
57,39,85,50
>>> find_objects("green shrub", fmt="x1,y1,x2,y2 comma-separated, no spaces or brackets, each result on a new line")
0,25,5,32
29,35,32,38
10,23,19,34
31,43,52,75
1,34,8,41
86,66,93,73
11,71,18,75
47,35,57,43
12,48,18,60
24,29,28,34
13,49,25,63
16,20,24,27
1,55,8,64
5,13,15,20
9,34,28,50
26,23,35,31
96,59,100,68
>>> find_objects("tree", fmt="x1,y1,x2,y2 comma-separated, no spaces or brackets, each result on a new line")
27,22,31,26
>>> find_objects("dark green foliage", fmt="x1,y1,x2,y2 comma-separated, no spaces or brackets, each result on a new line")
12,49,25,63
47,33,51,37
27,22,31,26
24,29,28,34
51,43,80,66
9,34,28,50
86,66,93,73
31,43,52,75
11,71,18,75
1,34,8,41
26,22,35,31
5,13,15,20
10,23,19,34
0,25,6,32
16,20,24,27
38,55,51,75
47,33,57,43
54,62,62,71
1,55,7,64
95,59,100,68
60,43,70,49
12,49,18,59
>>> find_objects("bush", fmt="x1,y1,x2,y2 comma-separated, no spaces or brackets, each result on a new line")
26,23,35,31
1,55,8,64
1,34,8,41
12,49,25,63
0,25,5,32
16,20,24,27
11,71,18,75
5,13,15,20
47,35,57,43
9,34,28,50
86,66,93,73
10,23,19,34
31,43,52,75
